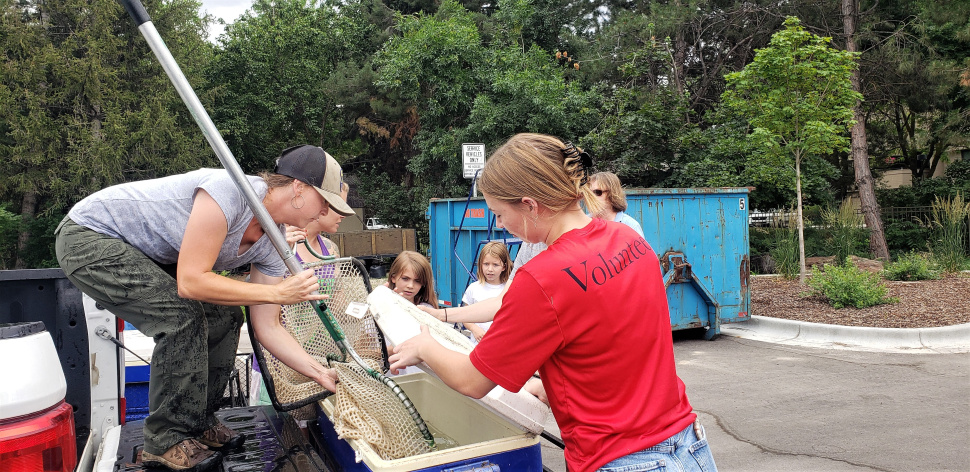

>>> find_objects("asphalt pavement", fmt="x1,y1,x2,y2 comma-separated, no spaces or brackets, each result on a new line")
539,318,970,471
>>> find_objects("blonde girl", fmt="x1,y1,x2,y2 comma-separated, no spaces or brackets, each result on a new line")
461,242,511,342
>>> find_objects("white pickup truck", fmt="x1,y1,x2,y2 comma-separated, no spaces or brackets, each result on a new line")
0,269,340,472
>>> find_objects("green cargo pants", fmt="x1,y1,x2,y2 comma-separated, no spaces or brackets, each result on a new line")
55,217,243,455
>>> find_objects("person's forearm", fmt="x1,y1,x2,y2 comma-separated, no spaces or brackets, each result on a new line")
178,270,279,306
466,323,486,340
420,342,495,398
445,297,501,323
250,304,335,390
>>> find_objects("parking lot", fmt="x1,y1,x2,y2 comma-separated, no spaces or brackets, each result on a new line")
540,332,970,471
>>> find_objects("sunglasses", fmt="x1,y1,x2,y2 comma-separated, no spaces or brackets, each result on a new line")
592,189,606,196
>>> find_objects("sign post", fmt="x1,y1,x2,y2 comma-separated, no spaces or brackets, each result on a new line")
462,143,486,197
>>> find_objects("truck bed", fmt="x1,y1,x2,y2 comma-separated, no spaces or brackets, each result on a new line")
109,406,337,472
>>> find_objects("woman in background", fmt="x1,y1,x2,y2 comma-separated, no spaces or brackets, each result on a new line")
588,171,644,237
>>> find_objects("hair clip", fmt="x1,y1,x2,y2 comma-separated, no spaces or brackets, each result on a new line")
562,142,594,186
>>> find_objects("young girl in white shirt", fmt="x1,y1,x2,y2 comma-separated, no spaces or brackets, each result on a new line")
461,241,512,343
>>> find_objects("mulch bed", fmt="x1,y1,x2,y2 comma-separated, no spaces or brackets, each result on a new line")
751,273,970,328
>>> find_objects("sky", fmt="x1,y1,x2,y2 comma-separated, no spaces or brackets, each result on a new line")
199,0,253,41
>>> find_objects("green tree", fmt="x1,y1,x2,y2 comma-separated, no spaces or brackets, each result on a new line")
859,0,970,184
368,0,599,230
207,0,386,172
722,17,863,283
664,106,840,211
0,0,214,268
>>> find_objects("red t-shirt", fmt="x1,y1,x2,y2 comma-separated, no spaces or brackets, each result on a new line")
470,218,695,472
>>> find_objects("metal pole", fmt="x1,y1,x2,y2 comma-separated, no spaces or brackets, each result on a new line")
115,0,356,351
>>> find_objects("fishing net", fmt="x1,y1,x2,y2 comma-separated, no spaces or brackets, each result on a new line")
252,257,385,409
250,256,433,460
331,362,433,460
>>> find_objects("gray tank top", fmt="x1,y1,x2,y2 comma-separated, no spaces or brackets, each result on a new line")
68,168,286,277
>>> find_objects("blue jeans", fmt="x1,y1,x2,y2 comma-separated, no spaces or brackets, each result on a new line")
597,422,717,472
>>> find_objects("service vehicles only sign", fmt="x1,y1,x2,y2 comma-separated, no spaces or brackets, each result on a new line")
462,143,485,179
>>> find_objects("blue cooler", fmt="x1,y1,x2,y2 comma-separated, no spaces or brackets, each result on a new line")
314,371,542,472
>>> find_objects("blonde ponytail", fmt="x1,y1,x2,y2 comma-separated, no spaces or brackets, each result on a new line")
479,133,604,216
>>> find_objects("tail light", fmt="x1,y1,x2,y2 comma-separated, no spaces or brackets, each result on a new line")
0,401,77,472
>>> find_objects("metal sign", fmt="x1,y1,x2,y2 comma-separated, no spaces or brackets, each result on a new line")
462,143,486,179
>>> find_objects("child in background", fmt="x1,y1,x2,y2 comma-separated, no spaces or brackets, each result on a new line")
461,242,511,343
387,251,438,308
386,250,438,376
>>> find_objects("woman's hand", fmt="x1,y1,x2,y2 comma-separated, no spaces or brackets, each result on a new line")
285,225,307,245
276,269,328,305
315,367,339,393
388,325,434,374
417,304,445,321
524,377,548,406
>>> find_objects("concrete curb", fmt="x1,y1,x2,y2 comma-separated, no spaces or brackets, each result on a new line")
721,315,970,353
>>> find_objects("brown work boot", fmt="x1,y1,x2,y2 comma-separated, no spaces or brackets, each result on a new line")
141,438,221,471
197,422,246,450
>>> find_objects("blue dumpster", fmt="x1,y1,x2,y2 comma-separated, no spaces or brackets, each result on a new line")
425,197,519,307
426,187,751,337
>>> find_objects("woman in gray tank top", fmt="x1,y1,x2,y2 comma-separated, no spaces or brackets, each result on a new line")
55,145,354,471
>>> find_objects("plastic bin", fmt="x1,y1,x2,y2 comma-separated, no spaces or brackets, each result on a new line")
124,364,151,423
314,372,542,472
426,188,751,338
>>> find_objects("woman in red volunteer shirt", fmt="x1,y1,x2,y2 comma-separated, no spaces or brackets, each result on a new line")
389,133,716,472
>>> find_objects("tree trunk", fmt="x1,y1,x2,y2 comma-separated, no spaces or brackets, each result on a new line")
672,3,687,98
796,154,807,284
843,0,890,260
15,191,38,269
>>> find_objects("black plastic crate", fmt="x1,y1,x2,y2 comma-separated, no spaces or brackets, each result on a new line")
111,405,336,471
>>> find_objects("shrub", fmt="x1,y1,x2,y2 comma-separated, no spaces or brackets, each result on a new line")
807,262,898,309
882,251,941,281
769,222,800,279
749,227,774,258
929,193,970,272
883,219,933,254
821,199,867,265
